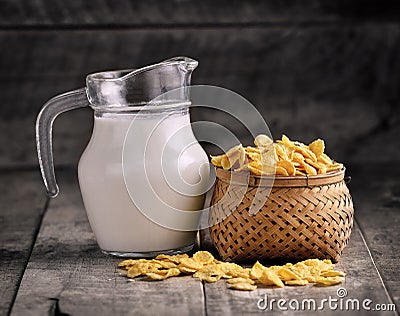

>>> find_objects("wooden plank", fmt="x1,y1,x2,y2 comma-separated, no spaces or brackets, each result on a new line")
1,25,399,167
0,170,48,315
7,167,398,314
347,163,400,311
11,170,205,316
1,0,399,27
201,223,396,315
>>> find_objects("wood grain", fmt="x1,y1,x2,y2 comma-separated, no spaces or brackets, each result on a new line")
1,25,399,167
1,0,399,27
0,170,47,315
10,170,205,316
8,165,399,315
347,163,400,311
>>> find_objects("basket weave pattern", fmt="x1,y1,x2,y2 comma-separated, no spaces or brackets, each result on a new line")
209,169,354,263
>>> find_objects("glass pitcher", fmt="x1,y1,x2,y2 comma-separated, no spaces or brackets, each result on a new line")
36,57,210,257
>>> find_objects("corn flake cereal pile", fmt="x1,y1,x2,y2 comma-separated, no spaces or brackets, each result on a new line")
118,251,345,291
211,134,343,176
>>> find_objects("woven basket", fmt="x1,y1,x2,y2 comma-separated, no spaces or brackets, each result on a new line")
209,168,354,263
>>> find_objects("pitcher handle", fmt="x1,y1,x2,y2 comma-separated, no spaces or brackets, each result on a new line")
36,88,89,198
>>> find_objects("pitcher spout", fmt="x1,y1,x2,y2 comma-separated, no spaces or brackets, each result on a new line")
165,56,198,72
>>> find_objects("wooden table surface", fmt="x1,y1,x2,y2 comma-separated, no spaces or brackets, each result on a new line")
1,163,399,315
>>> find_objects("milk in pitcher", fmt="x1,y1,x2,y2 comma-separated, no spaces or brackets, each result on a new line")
78,109,209,255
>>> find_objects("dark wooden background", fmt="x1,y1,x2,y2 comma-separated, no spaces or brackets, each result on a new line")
1,0,400,170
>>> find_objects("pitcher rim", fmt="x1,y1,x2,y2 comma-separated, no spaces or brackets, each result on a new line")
86,57,198,83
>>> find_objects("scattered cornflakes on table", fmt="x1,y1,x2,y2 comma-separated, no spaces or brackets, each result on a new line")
118,251,345,291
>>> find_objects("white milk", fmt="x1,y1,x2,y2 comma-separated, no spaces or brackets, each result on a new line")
78,110,209,255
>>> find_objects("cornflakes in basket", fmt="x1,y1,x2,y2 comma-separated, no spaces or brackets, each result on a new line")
210,134,343,176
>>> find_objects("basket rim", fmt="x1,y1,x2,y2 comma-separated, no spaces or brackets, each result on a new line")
215,167,346,187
